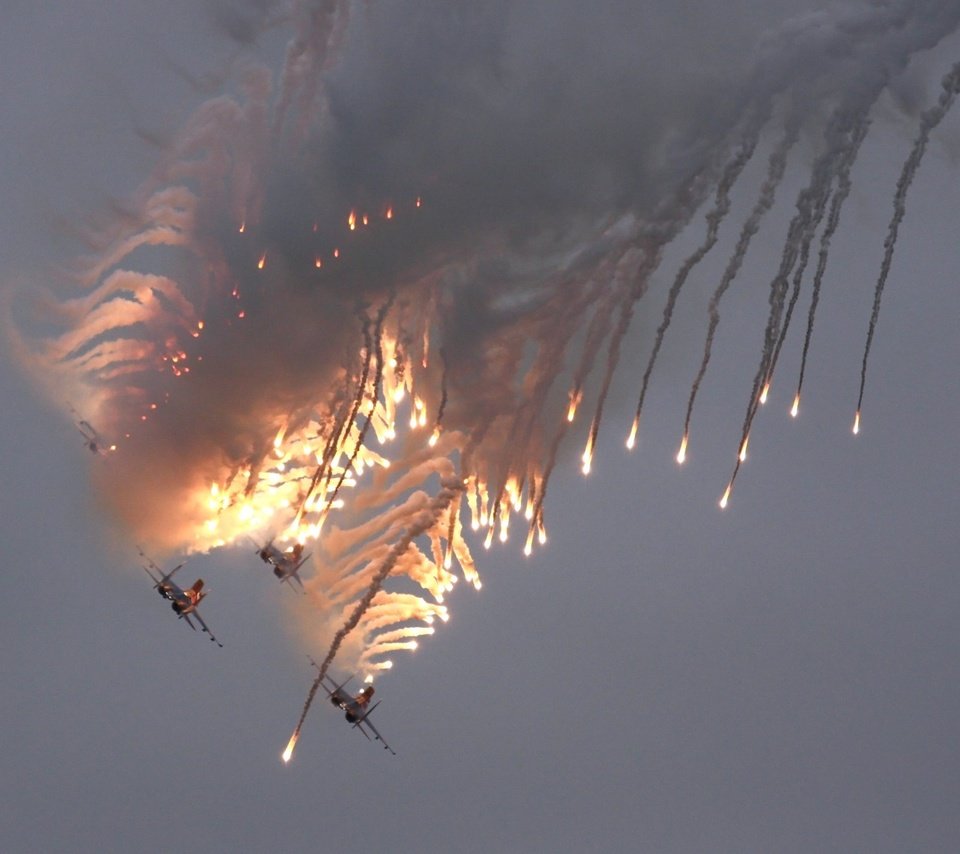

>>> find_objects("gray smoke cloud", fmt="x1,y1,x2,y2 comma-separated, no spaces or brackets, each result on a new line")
6,0,960,743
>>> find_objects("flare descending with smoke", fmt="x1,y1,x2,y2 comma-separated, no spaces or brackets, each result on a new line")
9,1,960,759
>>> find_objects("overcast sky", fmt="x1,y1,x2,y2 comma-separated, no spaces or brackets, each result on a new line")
2,3,960,853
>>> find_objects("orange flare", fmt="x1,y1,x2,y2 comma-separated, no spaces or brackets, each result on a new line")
676,434,688,465
581,440,593,476
790,394,800,419
314,257,322,269
257,252,266,270
739,435,749,463
333,248,340,259
362,214,369,226
238,221,246,234
415,196,422,208
385,206,393,219
626,417,638,450
759,382,770,405
282,732,298,764
852,410,860,435
524,527,535,557
719,484,731,509
348,210,356,230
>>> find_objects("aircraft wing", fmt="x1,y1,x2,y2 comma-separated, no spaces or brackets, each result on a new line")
321,673,353,704
358,711,396,756
285,571,306,593
191,609,223,647
285,553,311,592
137,546,186,585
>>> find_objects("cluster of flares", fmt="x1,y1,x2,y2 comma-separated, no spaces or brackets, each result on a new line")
9,1,960,761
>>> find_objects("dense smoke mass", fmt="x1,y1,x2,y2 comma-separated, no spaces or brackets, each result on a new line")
7,0,960,756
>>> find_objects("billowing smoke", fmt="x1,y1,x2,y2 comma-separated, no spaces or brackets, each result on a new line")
7,0,960,758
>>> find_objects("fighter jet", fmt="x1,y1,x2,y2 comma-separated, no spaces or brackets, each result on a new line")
139,547,222,646
252,538,310,592
314,663,396,755
70,407,115,456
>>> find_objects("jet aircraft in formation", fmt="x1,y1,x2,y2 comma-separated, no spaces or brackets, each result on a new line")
134,543,399,753
70,407,115,456
252,538,310,592
314,662,396,755
139,547,222,647
80,430,397,754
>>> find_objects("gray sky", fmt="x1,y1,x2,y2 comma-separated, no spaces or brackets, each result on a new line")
2,3,960,852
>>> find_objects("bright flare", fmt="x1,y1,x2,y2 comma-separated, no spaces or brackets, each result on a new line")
759,382,770,405
739,435,749,463
581,438,594,476
790,394,800,418
676,434,688,465
626,417,638,451
719,484,731,509
853,410,860,435
282,732,299,764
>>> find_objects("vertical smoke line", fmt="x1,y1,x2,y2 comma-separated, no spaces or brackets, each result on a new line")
318,296,395,517
795,115,871,401
295,311,374,523
585,246,658,466
679,117,800,440
434,345,449,431
856,60,960,418
631,108,768,435
735,107,867,464
527,247,634,519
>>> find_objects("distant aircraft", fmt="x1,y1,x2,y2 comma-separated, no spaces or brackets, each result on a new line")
139,547,223,646
70,407,115,456
252,538,310,591
314,663,396,755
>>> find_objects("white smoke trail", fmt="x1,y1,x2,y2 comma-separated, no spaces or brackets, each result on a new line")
7,0,960,760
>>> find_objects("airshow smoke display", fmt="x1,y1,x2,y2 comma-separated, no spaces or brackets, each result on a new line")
9,1,960,759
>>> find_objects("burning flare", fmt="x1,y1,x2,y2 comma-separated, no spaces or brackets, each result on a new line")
12,0,959,764
282,732,299,764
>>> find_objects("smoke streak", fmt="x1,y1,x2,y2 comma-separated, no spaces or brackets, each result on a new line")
629,108,768,445
736,108,858,453
794,115,871,410
678,117,799,450
8,2,960,759
286,475,464,758
855,60,960,425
